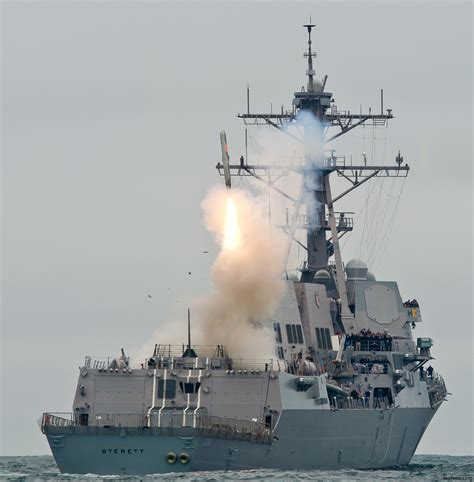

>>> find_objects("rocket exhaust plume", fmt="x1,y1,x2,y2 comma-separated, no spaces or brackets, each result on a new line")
136,114,323,361
134,186,286,361
133,186,286,362
194,186,286,359
223,196,241,251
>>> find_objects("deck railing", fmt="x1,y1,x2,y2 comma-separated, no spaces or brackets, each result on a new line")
41,412,74,432
425,371,448,407
84,353,273,373
41,411,272,444
196,415,272,444
229,359,273,372
329,396,392,410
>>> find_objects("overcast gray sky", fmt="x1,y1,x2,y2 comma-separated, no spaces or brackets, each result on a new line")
1,1,472,456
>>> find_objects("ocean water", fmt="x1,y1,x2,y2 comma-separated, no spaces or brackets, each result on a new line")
0,455,472,481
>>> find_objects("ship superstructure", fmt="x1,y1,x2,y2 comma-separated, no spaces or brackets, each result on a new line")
41,25,447,475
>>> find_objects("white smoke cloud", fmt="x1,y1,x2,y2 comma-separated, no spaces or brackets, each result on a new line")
134,186,286,362
297,111,325,232
193,186,286,359
135,112,324,362
246,110,326,266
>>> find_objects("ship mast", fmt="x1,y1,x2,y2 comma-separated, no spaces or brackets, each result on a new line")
216,24,409,332
304,23,316,93
298,23,331,275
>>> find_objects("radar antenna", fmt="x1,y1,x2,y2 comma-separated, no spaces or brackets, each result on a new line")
303,23,317,92
216,24,409,333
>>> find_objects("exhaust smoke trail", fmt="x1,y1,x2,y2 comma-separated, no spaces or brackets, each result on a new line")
194,186,286,359
136,113,323,361
134,186,286,361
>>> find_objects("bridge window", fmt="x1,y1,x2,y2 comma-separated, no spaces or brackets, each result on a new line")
157,379,176,399
296,325,304,344
286,324,304,344
315,327,323,349
274,322,282,343
324,328,332,349
277,346,285,360
315,328,332,350
291,325,298,344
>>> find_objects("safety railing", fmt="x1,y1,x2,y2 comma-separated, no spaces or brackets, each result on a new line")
345,335,393,352
152,345,227,359
229,359,274,372
282,360,326,377
196,415,272,444
84,346,227,370
329,396,392,410
147,356,273,372
425,372,447,408
147,356,220,371
95,413,147,428
41,412,74,432
84,353,273,373
324,155,347,168
282,212,353,230
42,411,272,444
353,362,388,375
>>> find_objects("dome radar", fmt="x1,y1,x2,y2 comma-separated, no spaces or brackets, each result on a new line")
315,269,330,279
346,259,368,280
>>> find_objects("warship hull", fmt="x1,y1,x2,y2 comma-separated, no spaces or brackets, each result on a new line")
45,407,436,475
41,24,448,477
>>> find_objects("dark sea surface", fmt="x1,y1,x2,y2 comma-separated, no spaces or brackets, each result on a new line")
0,455,472,481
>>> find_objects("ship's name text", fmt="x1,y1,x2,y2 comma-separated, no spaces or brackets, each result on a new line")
101,448,144,455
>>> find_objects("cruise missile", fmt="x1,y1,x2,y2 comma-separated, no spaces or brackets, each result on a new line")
220,130,232,189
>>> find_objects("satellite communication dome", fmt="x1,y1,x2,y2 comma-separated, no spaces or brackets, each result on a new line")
346,259,368,280
366,271,376,281
315,269,330,279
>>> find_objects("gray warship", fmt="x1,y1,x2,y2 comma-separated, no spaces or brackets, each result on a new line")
41,25,447,475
